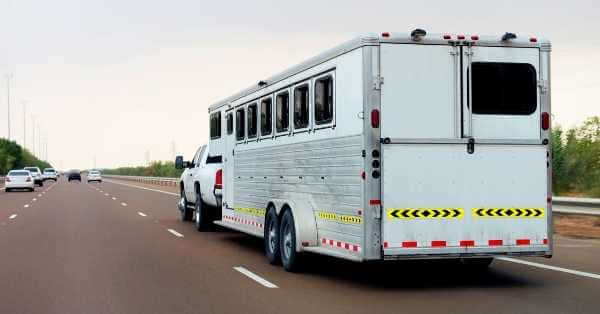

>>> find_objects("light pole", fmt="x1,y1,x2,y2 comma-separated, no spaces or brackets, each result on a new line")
22,100,27,149
31,115,36,156
5,74,13,140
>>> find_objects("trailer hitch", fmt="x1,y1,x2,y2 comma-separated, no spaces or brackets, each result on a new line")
467,138,475,154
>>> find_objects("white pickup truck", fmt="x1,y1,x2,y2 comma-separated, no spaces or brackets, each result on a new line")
175,144,223,231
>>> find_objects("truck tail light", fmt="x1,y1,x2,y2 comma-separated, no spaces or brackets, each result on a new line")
215,169,223,189
371,109,380,128
542,112,550,130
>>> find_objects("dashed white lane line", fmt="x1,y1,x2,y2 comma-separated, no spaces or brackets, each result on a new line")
32,198,37,202
37,194,42,197
104,179,179,196
167,229,184,237
138,212,147,217
121,202,127,207
498,257,600,280
23,204,29,208
112,197,117,200
233,267,278,288
105,193,109,196
9,214,17,220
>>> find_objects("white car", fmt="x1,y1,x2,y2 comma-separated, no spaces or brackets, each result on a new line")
87,171,102,183
43,168,58,181
23,167,44,186
4,170,35,192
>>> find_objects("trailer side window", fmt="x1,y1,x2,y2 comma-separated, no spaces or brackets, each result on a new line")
226,113,233,135
314,75,334,125
260,97,273,136
210,112,221,139
247,103,258,139
471,62,537,115
276,91,289,133
294,84,309,129
236,108,245,141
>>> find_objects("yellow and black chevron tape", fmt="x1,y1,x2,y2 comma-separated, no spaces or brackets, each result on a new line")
472,208,545,218
233,207,266,217
386,208,464,220
317,211,363,224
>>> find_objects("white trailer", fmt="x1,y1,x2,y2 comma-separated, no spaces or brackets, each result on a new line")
204,30,552,271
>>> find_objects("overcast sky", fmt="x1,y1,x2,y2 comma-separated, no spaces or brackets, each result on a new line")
1,0,599,169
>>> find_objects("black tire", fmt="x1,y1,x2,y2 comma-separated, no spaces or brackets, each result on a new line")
280,209,301,272
264,207,281,265
194,189,210,231
180,187,192,222
29,188,34,192
460,257,494,269
5,188,10,192
39,182,43,187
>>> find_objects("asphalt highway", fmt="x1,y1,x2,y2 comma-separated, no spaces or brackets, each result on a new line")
1,178,599,314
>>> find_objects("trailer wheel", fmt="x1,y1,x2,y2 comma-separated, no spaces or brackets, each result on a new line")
264,207,281,265
280,209,301,272
194,189,210,231
180,187,192,222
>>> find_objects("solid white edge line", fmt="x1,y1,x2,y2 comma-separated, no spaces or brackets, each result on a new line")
498,257,600,280
167,229,184,237
104,179,179,196
233,266,278,288
138,212,147,217
9,214,17,219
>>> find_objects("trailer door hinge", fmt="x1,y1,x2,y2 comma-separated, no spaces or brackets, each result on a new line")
538,79,548,94
373,76,384,90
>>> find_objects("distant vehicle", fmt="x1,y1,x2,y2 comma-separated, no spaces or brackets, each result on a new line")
23,167,44,186
42,168,58,181
4,170,35,192
175,143,223,231
87,170,102,183
68,170,82,182
199,31,553,272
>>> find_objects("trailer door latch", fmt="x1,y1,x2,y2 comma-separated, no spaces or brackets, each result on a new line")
467,138,475,154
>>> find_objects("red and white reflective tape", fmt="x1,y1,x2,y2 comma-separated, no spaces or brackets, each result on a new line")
321,237,361,253
384,237,549,248
223,215,264,229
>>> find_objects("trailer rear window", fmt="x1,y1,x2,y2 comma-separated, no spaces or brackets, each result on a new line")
314,75,333,125
276,91,289,133
247,103,258,138
471,62,537,115
236,108,245,140
294,84,309,129
210,112,221,139
261,97,272,136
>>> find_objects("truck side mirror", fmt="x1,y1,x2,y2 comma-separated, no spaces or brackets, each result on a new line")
175,156,184,169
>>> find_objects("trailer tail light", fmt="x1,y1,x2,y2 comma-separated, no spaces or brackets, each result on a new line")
457,34,465,40
371,109,380,128
542,112,550,130
470,35,479,40
460,240,475,247
488,239,503,246
530,37,538,43
443,34,451,40
516,239,531,246
215,169,223,190
360,171,365,180
381,32,390,38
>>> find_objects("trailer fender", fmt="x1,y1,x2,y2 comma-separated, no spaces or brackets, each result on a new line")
269,199,318,252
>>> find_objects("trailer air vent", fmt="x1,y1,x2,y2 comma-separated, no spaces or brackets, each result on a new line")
410,28,426,41
501,32,517,41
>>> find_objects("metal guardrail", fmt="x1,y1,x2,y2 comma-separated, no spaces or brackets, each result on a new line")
102,175,178,187
99,175,600,216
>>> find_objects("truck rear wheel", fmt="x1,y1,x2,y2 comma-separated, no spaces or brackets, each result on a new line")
194,189,210,231
280,209,301,272
264,207,281,265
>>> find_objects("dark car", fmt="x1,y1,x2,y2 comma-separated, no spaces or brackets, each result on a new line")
68,170,82,182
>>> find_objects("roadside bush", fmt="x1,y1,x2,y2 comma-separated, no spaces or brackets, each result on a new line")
0,138,52,175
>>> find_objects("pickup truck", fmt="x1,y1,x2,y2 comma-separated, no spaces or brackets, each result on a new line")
175,144,223,231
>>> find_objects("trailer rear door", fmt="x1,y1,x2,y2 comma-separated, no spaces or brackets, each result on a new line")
379,43,549,257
